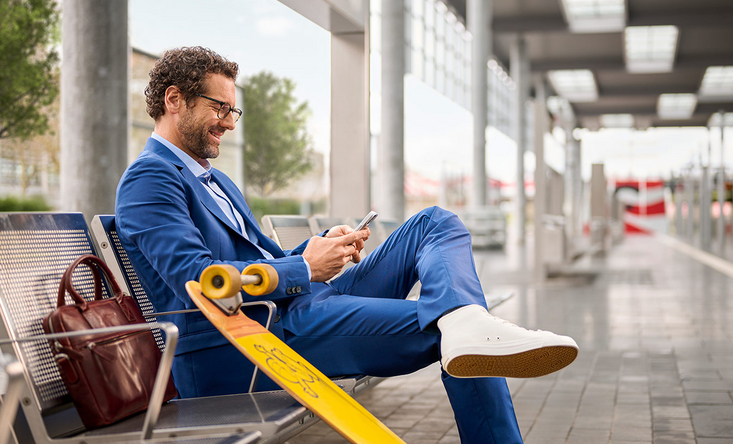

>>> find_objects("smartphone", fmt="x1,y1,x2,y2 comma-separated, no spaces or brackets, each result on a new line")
354,211,378,231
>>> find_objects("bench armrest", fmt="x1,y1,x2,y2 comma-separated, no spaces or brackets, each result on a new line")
0,357,24,444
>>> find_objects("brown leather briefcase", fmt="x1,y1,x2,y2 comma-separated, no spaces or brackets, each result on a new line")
42,254,177,429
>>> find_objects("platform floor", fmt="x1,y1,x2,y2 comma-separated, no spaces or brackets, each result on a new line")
287,234,733,444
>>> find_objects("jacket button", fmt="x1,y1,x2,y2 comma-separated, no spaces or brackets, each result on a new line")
274,315,281,323
286,288,292,295
295,286,302,293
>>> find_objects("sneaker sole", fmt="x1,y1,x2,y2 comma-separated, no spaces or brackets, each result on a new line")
445,345,578,378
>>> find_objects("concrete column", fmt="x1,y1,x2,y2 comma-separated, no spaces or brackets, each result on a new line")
331,30,370,218
468,0,492,209
718,114,726,252
572,134,582,240
718,167,726,250
510,34,528,244
378,0,405,222
701,165,711,249
675,178,683,236
563,122,579,257
61,0,128,220
590,163,607,250
533,78,547,279
685,168,695,239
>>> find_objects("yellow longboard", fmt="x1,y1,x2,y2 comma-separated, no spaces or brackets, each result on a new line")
185,263,404,444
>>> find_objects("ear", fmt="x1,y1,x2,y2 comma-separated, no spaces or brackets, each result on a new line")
164,85,185,115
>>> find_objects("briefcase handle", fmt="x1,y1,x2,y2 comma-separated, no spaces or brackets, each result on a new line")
56,254,124,310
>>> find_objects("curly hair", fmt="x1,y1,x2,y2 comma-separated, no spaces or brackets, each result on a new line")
145,46,239,121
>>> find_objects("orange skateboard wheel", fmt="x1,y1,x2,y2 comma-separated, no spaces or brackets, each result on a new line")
200,263,279,299
200,264,242,299
241,264,278,296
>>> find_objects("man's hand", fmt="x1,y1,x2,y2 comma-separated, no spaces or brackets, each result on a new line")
303,227,370,282
326,225,370,263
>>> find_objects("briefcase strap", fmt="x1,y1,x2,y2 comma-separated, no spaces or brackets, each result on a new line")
56,254,124,310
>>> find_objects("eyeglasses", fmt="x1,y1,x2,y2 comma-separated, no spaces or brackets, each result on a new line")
194,93,242,123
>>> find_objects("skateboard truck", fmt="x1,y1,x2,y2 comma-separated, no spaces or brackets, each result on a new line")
199,264,279,316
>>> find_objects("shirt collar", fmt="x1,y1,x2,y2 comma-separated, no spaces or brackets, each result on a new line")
151,132,212,178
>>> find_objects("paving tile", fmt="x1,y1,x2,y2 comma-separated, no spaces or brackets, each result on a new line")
651,418,693,432
652,430,697,443
573,414,614,429
413,417,455,434
400,430,443,443
525,423,572,439
611,425,653,441
682,380,733,391
524,437,566,444
689,404,733,437
567,427,611,443
651,405,691,419
383,414,424,429
684,390,733,404
610,441,652,444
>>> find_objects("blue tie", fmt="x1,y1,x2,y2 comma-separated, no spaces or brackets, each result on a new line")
198,171,243,233
198,170,212,183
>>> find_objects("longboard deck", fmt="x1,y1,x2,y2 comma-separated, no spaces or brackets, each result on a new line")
185,281,405,444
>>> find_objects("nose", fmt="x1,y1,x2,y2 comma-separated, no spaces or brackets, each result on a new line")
221,111,236,130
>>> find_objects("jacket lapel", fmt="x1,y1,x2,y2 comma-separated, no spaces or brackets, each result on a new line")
212,171,285,257
144,138,243,237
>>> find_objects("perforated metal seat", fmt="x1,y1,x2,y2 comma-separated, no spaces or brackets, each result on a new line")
0,213,316,444
260,216,313,250
307,216,347,235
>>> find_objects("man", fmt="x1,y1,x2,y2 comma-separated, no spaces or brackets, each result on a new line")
116,46,578,444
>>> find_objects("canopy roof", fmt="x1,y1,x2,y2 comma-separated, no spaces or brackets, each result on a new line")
447,0,733,128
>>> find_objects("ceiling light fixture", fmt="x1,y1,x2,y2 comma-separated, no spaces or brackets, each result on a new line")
708,112,733,127
548,70,598,103
600,114,635,128
699,66,733,97
624,26,679,74
560,0,626,33
657,94,697,120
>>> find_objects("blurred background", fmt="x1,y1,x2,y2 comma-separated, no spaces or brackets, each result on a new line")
3,0,733,278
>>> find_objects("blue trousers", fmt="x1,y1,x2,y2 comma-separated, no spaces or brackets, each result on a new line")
178,207,523,443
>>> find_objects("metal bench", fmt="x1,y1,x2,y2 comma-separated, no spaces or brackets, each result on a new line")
89,214,380,440
260,216,314,251
90,215,279,394
0,213,323,444
306,215,344,237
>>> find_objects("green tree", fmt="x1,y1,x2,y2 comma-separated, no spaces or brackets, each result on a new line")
0,0,59,140
242,71,314,196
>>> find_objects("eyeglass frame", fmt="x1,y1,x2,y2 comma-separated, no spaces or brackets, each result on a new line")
194,93,242,123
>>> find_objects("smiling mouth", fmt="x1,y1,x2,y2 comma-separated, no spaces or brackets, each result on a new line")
209,131,222,143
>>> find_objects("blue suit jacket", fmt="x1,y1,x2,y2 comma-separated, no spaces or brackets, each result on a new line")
115,137,315,357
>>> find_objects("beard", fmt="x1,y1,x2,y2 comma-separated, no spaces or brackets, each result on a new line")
177,109,223,160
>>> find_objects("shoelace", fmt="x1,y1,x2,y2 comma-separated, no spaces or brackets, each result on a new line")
486,312,544,333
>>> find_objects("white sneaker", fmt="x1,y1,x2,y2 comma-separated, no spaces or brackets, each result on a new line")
437,305,578,378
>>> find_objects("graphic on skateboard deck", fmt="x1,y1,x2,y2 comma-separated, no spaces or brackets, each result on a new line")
185,263,404,444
